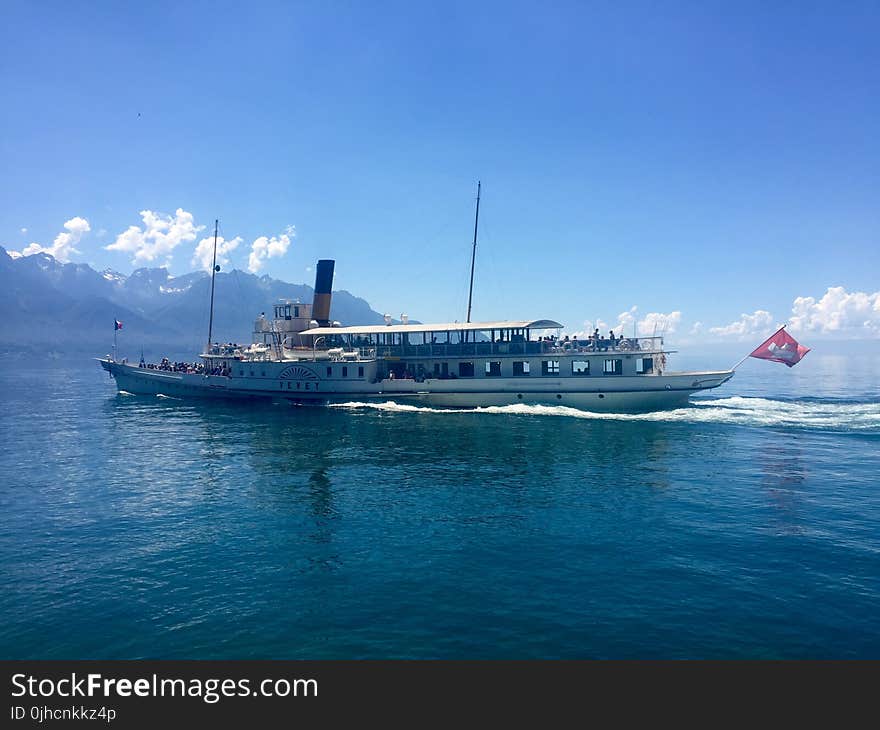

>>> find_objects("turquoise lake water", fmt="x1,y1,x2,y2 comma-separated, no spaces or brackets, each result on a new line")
1,352,878,658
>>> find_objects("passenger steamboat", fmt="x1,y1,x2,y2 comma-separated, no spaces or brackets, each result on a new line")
100,260,735,411
100,194,734,411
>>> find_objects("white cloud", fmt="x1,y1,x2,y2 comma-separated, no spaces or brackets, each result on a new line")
567,318,609,339
790,286,880,336
106,208,203,265
192,235,243,273
616,306,638,335
17,216,91,262
20,227,27,234
566,307,682,339
638,311,681,337
248,227,294,273
709,310,775,339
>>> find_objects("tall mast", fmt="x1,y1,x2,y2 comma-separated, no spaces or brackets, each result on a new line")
466,181,481,323
206,219,219,351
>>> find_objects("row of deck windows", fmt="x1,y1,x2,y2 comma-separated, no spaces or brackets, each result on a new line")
326,366,365,378
233,358,651,380
426,358,654,378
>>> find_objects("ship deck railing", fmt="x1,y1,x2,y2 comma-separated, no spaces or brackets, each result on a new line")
318,337,664,361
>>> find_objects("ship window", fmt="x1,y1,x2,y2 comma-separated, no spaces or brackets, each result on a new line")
458,361,475,377
358,366,364,377
513,361,530,376
342,366,348,377
294,306,300,318
604,359,622,375
261,371,266,377
485,361,502,377
288,382,292,389
636,357,654,374
326,366,332,376
572,360,590,375
249,371,254,376
542,360,560,375
239,370,244,376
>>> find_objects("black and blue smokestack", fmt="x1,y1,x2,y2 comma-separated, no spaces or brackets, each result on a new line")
312,259,335,325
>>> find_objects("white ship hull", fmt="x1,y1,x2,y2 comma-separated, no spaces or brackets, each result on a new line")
100,360,733,412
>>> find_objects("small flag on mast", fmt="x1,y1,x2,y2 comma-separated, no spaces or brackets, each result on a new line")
749,326,809,368
114,319,123,331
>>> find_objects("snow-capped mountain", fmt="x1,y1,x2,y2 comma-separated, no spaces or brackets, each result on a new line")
0,246,385,354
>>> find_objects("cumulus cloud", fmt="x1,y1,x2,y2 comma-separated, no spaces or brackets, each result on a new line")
570,308,636,338
566,307,681,339
106,209,203,265
567,318,609,339
248,226,294,273
20,227,27,234
192,235,243,273
638,311,681,337
616,306,638,335
790,286,880,336
16,216,91,262
709,310,775,338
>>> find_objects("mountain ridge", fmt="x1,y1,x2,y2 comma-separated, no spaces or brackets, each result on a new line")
0,246,387,356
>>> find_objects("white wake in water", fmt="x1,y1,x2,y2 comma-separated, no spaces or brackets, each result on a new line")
329,397,880,431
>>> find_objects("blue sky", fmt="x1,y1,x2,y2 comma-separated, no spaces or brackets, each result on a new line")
2,1,878,341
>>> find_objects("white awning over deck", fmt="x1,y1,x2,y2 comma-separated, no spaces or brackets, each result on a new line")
306,319,564,336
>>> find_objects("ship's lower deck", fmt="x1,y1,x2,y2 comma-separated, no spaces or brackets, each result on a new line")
99,359,732,413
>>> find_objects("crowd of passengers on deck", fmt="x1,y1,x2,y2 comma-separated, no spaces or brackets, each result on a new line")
137,357,231,376
206,342,244,356
538,330,640,352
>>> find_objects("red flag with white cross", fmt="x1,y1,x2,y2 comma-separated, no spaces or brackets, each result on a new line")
749,326,810,367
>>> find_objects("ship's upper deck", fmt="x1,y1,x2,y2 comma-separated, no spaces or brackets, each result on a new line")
301,318,665,359
213,315,668,362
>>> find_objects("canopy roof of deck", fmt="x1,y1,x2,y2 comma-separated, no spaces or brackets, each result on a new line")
306,319,564,336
